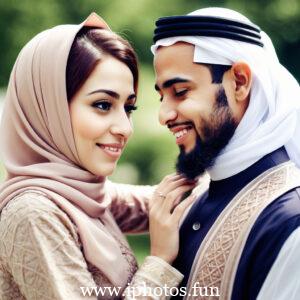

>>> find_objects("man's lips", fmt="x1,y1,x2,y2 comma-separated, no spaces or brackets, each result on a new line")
169,124,194,145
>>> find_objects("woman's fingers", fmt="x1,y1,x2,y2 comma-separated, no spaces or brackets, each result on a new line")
149,191,197,264
172,193,197,223
161,177,196,195
162,183,196,213
150,174,196,209
161,173,183,184
149,190,167,210
156,175,196,196
150,174,187,208
149,174,198,264
151,181,195,212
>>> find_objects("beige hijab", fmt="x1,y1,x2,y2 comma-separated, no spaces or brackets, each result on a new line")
0,13,134,287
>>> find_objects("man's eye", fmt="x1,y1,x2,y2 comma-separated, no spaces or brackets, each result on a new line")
125,105,138,114
92,101,112,111
175,89,188,97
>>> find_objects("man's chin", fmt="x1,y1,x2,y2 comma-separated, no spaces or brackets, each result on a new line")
179,143,197,155
182,146,195,155
176,141,207,180
176,158,206,180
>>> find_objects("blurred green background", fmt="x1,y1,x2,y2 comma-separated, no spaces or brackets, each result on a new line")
0,0,299,264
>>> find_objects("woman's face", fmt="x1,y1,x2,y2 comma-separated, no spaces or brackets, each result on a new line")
69,55,136,176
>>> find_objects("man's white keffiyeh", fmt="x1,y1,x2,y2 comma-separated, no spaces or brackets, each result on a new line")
151,7,300,180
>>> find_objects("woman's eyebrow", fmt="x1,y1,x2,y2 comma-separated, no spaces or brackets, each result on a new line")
128,94,136,101
87,89,119,99
87,89,136,101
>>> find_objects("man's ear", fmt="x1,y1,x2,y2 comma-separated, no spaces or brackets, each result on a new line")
230,62,252,102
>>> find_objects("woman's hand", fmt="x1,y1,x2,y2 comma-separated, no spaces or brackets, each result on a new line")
149,174,197,264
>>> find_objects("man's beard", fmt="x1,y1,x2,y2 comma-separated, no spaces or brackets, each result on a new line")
176,86,237,180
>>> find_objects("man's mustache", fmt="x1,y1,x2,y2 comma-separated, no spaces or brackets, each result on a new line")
167,121,194,129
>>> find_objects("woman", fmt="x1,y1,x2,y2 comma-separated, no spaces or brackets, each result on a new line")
0,13,195,299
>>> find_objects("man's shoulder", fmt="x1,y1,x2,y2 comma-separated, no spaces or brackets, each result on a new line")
268,187,300,219
254,187,300,236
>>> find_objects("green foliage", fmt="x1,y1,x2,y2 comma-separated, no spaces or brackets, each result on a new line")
127,234,150,265
0,0,299,87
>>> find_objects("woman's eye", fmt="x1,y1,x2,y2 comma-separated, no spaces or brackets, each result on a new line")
175,89,188,97
92,101,112,111
125,105,138,114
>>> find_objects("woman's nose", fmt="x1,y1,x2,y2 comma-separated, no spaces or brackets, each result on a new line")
110,110,133,139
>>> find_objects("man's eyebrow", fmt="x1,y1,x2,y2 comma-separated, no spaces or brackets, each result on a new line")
155,77,190,91
87,89,120,99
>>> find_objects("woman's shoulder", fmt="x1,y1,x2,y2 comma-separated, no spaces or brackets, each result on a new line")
0,189,80,246
1,189,67,221
1,189,60,217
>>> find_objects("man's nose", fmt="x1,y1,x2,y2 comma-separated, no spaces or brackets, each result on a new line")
158,99,178,125
110,111,133,139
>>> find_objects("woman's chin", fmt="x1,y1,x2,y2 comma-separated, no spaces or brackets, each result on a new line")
90,163,117,177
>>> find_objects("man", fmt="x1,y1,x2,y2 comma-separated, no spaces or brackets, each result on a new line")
151,7,300,300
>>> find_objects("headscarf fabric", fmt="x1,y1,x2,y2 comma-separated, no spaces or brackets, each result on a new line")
151,7,300,180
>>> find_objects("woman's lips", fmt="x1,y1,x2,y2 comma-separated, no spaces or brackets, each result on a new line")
96,143,123,159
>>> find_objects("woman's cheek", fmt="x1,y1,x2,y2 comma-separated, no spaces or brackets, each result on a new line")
79,112,108,140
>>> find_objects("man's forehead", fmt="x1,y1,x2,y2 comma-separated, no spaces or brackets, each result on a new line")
154,43,208,90
154,43,195,77
155,42,195,59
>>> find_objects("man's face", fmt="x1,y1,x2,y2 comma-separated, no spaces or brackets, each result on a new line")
154,42,238,179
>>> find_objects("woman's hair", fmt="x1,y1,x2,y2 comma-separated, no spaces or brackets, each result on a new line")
66,27,139,101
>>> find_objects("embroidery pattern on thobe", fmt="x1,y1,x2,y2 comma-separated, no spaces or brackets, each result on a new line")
185,162,300,300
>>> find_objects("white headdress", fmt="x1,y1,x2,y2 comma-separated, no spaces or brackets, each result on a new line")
152,7,300,180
